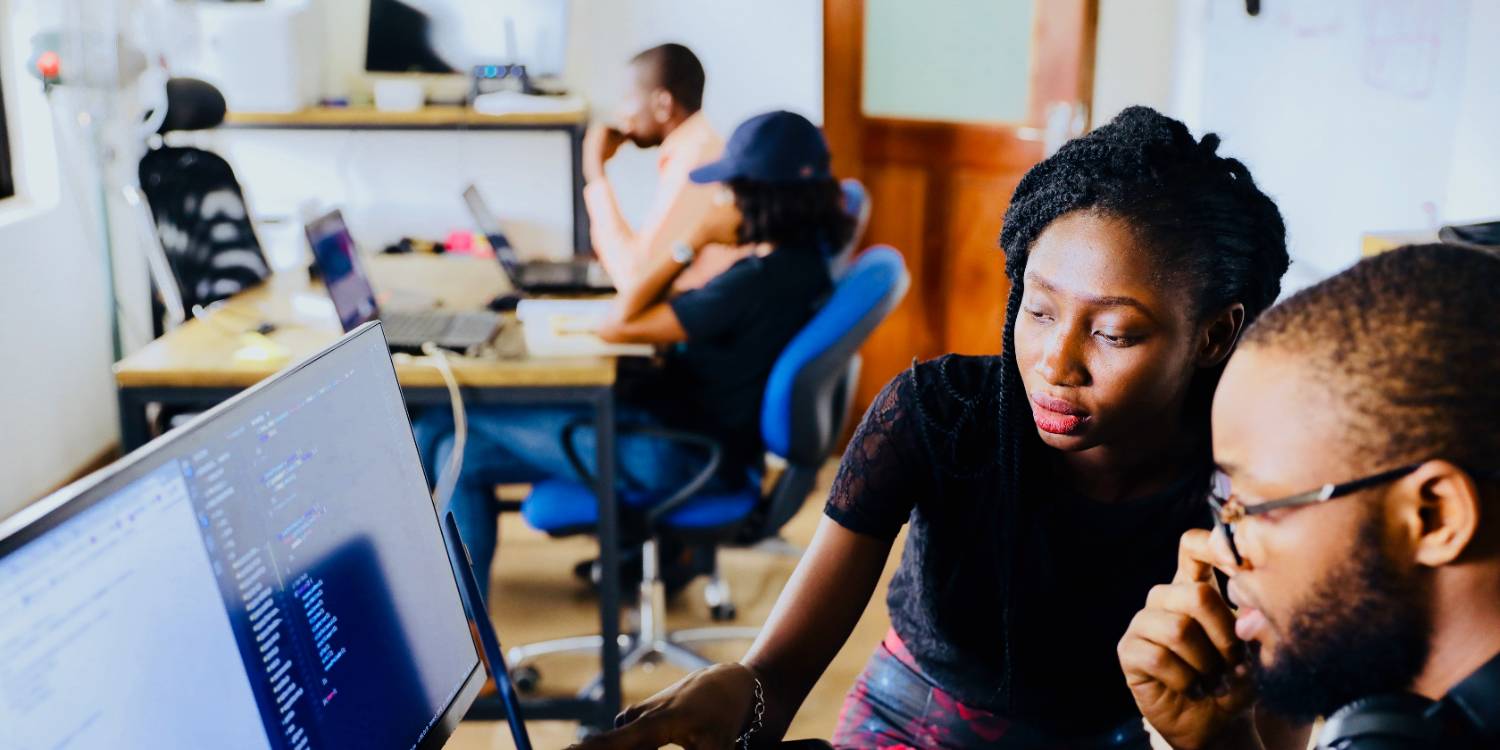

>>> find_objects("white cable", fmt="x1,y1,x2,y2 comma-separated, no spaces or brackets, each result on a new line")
420,343,468,510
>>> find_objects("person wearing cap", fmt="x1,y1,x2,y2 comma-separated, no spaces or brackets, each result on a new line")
583,43,734,291
414,110,851,604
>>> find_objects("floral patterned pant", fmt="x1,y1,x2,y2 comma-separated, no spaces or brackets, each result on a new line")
831,630,1154,750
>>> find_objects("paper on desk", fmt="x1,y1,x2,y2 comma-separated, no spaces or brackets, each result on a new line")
516,299,655,358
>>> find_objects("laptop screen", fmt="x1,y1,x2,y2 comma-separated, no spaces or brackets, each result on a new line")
306,211,380,332
0,325,482,750
461,185,521,272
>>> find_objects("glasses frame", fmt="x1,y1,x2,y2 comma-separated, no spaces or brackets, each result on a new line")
1208,462,1500,566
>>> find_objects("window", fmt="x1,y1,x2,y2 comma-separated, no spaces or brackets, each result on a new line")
0,61,12,201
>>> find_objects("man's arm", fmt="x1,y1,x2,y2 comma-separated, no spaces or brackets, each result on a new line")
597,245,691,345
585,171,718,286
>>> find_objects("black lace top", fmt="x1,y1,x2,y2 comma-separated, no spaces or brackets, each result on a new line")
825,354,1212,736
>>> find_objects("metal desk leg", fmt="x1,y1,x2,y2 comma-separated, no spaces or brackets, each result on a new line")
118,389,152,452
571,124,592,257
593,389,622,727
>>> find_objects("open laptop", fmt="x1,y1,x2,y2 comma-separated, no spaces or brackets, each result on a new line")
0,324,532,750
462,184,614,294
305,210,502,352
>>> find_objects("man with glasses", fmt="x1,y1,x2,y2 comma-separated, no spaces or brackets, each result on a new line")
1117,244,1500,750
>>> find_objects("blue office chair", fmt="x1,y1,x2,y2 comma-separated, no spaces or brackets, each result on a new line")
507,246,909,694
828,178,871,280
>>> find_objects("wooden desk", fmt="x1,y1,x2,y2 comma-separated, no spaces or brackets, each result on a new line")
223,105,592,254
112,254,626,728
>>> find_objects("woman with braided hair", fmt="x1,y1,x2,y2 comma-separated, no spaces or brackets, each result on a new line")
572,107,1293,750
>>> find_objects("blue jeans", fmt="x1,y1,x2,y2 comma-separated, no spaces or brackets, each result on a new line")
412,403,732,601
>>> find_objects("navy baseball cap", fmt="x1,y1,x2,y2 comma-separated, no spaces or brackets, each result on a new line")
689,110,832,184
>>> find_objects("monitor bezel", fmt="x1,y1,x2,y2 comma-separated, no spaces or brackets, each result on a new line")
0,322,486,750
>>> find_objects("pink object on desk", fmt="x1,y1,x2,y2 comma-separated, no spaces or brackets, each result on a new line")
445,231,494,258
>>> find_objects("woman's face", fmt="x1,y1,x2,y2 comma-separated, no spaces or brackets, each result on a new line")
1014,211,1211,453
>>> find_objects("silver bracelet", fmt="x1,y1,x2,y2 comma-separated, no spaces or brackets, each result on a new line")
737,675,766,749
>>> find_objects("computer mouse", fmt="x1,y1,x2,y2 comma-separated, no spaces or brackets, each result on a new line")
487,293,524,312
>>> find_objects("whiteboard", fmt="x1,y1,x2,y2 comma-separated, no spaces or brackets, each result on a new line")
1175,0,1480,287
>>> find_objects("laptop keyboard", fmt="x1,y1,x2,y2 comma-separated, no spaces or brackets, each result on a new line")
383,311,498,345
444,312,504,341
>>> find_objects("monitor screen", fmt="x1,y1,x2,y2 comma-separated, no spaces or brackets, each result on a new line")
0,325,482,750
365,0,569,78
306,211,378,333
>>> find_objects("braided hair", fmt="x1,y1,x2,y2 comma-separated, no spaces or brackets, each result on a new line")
990,106,1289,701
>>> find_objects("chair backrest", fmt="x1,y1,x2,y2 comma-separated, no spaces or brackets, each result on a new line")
762,245,907,461
137,77,268,324
139,147,270,316
828,178,872,280
750,246,907,534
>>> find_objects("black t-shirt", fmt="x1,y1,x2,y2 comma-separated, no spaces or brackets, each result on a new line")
825,354,1212,736
630,246,830,470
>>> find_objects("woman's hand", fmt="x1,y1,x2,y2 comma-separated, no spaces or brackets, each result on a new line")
568,663,758,750
1118,529,1255,750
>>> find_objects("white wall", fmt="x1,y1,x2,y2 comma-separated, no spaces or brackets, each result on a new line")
1092,0,1179,125
1441,0,1500,223
225,0,823,248
0,0,120,517
1169,0,1495,286
1096,0,1498,291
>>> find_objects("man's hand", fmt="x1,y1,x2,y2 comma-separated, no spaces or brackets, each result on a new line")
584,125,629,184
1119,529,1255,750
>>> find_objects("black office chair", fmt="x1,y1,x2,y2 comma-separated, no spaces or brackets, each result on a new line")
135,77,269,335
508,247,910,695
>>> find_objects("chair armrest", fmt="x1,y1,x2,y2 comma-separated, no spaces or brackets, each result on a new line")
558,419,724,527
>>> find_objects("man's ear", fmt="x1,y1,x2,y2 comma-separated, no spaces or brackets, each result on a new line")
650,89,676,124
1196,302,1246,368
1404,460,1483,568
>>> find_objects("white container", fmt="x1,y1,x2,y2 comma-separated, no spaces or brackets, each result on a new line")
193,0,321,113
372,79,426,113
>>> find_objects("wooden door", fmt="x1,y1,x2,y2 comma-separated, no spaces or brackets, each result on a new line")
825,0,1097,411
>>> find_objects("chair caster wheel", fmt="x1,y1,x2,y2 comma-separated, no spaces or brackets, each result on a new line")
710,602,736,621
513,664,541,693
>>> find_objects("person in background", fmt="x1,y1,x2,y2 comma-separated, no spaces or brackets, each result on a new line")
573,106,1295,750
416,111,850,604
1120,244,1500,750
584,42,740,291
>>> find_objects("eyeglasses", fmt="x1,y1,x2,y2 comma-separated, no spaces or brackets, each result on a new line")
1208,462,1425,567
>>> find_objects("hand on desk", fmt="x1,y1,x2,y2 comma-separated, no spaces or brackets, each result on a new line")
567,663,758,750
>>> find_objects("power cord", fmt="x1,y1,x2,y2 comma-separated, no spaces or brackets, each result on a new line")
417,342,468,511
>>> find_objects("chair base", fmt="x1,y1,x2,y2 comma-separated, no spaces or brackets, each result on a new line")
507,539,761,698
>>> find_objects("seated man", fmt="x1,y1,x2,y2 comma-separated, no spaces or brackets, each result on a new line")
1119,243,1500,749
417,111,852,601
584,42,735,291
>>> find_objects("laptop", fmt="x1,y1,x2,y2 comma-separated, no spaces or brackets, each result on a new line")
462,184,614,294
305,210,502,353
0,324,530,750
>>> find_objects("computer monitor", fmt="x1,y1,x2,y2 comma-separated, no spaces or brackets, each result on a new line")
0,324,484,749
305,210,379,332
365,0,569,78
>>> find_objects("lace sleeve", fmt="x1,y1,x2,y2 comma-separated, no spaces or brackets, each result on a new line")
823,368,925,540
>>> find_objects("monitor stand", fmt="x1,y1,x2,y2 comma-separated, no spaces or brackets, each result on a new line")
441,511,533,750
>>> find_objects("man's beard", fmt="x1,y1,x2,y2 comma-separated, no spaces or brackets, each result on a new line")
1248,509,1432,720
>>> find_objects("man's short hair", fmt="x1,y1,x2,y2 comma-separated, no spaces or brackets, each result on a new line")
631,43,706,113
1241,244,1500,471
